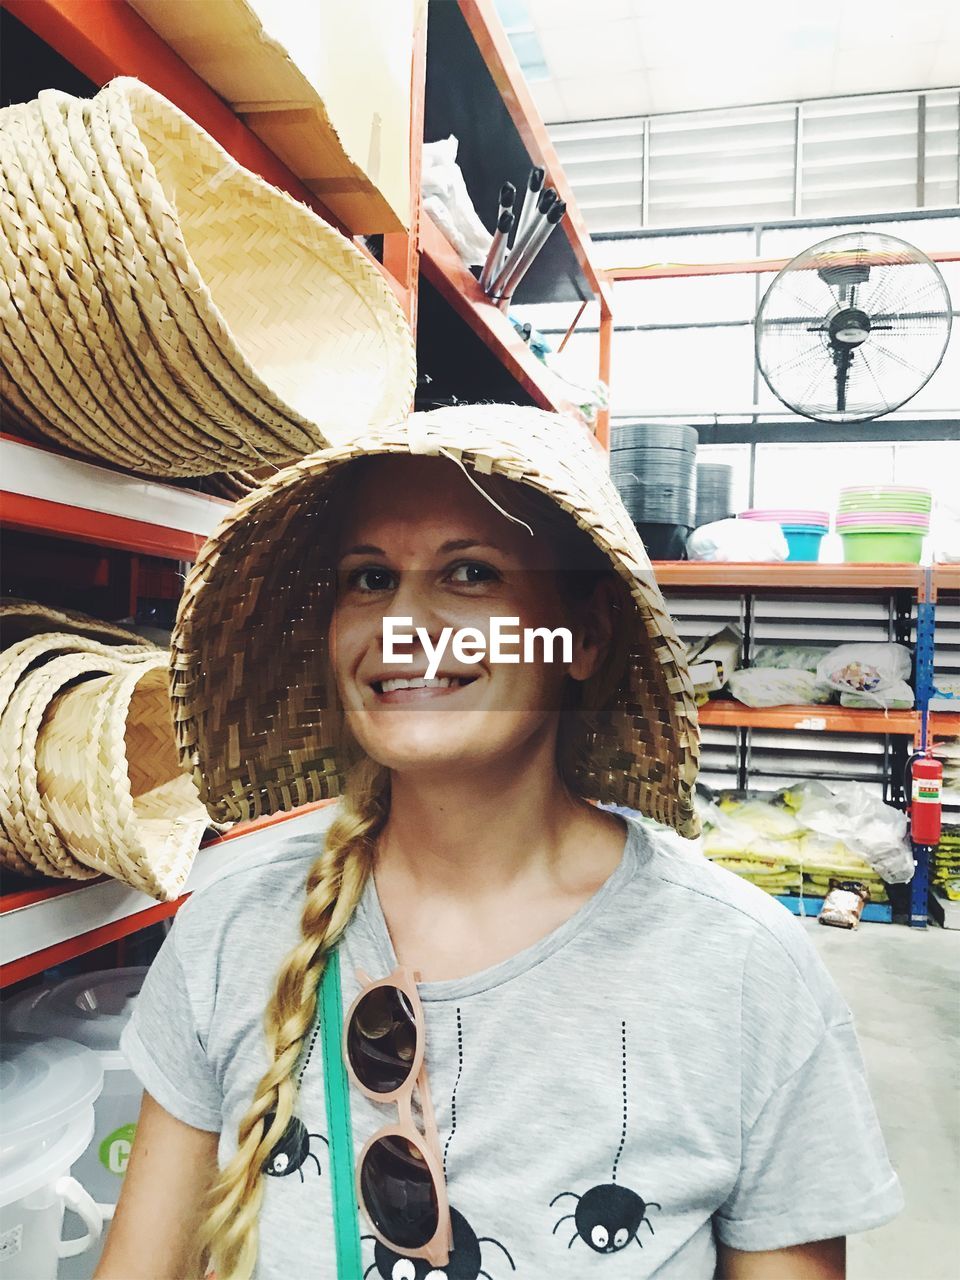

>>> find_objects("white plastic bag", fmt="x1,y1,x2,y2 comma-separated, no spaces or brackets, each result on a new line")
840,680,914,710
791,781,914,883
727,667,831,708
752,644,831,674
422,137,492,267
687,519,788,563
816,643,912,699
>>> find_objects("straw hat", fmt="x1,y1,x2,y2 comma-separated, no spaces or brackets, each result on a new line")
36,656,209,900
0,649,132,878
1,598,156,648
0,79,415,476
0,635,157,875
172,405,701,837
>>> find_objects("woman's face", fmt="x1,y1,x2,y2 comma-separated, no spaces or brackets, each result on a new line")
331,456,605,778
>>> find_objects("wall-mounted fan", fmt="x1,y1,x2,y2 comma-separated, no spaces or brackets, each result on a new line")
756,232,953,423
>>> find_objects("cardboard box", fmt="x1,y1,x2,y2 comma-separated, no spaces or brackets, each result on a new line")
131,0,415,232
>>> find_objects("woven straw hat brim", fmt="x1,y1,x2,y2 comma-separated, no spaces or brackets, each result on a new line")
99,77,416,445
1,600,156,649
0,111,216,474
1,105,216,467
172,407,701,837
0,630,157,874
90,89,319,459
84,93,315,464
0,631,156,730
96,661,207,899
46,92,279,473
0,215,161,471
2,105,252,476
37,656,207,900
0,652,133,878
26,95,269,476
0,140,179,475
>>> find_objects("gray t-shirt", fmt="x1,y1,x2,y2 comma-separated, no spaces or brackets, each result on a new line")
121,806,902,1280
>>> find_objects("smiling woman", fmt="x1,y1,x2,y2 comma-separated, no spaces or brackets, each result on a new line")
101,405,901,1280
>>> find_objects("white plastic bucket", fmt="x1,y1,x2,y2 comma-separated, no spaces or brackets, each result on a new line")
4,970,147,1279
0,1038,103,1280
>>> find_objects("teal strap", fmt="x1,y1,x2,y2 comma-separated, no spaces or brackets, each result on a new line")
319,947,363,1275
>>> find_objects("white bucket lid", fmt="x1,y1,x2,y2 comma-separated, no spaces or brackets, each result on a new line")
4,968,148,1053
0,1037,102,1206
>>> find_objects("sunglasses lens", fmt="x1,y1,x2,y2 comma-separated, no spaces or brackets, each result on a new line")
347,985,418,1094
360,1135,439,1249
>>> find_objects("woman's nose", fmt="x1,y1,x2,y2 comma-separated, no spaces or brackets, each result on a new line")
386,575,448,644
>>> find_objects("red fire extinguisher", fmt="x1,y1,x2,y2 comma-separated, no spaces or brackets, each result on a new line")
910,753,943,846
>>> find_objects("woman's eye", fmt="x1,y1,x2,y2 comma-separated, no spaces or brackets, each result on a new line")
446,561,499,586
348,566,397,593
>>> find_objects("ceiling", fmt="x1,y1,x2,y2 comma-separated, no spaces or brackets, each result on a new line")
495,0,960,123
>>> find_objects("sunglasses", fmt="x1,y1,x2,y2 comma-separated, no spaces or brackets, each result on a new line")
343,966,453,1267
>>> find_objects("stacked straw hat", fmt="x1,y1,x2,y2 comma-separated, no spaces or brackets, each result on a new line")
0,602,209,899
0,78,415,477
172,405,702,837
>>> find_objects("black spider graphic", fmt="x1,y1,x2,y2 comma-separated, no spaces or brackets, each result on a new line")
363,1207,515,1280
550,1184,659,1255
550,1021,661,1255
262,1112,328,1181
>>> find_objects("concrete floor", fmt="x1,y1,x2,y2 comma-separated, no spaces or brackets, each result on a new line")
807,917,960,1280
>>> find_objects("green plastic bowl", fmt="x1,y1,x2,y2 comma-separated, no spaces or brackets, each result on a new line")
839,504,931,514
841,531,924,563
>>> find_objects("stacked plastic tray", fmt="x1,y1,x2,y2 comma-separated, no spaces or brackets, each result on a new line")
609,423,698,559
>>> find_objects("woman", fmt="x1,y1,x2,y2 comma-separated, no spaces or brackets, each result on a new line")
99,406,901,1280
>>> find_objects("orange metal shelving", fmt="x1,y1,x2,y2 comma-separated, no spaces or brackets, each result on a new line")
697,701,959,737
0,802,335,987
419,213,588,422
652,562,960,592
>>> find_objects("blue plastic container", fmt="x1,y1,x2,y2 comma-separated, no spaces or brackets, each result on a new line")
781,525,826,562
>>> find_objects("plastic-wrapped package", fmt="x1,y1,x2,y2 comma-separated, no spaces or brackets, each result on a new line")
421,137,492,267
840,680,914,710
815,642,912,698
819,881,870,929
790,781,914,884
752,644,831,674
727,667,832,707
687,519,788,563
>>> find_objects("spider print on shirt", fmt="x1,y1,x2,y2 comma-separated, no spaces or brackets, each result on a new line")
363,1008,517,1280
550,1021,661,1256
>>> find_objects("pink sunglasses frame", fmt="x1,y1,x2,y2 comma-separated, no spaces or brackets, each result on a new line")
343,965,453,1268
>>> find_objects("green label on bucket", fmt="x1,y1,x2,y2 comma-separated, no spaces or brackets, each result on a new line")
100,1123,137,1175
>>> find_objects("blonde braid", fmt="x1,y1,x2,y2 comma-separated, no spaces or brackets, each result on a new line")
200,759,388,1279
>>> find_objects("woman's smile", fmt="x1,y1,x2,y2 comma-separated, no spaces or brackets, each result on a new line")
370,674,480,703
